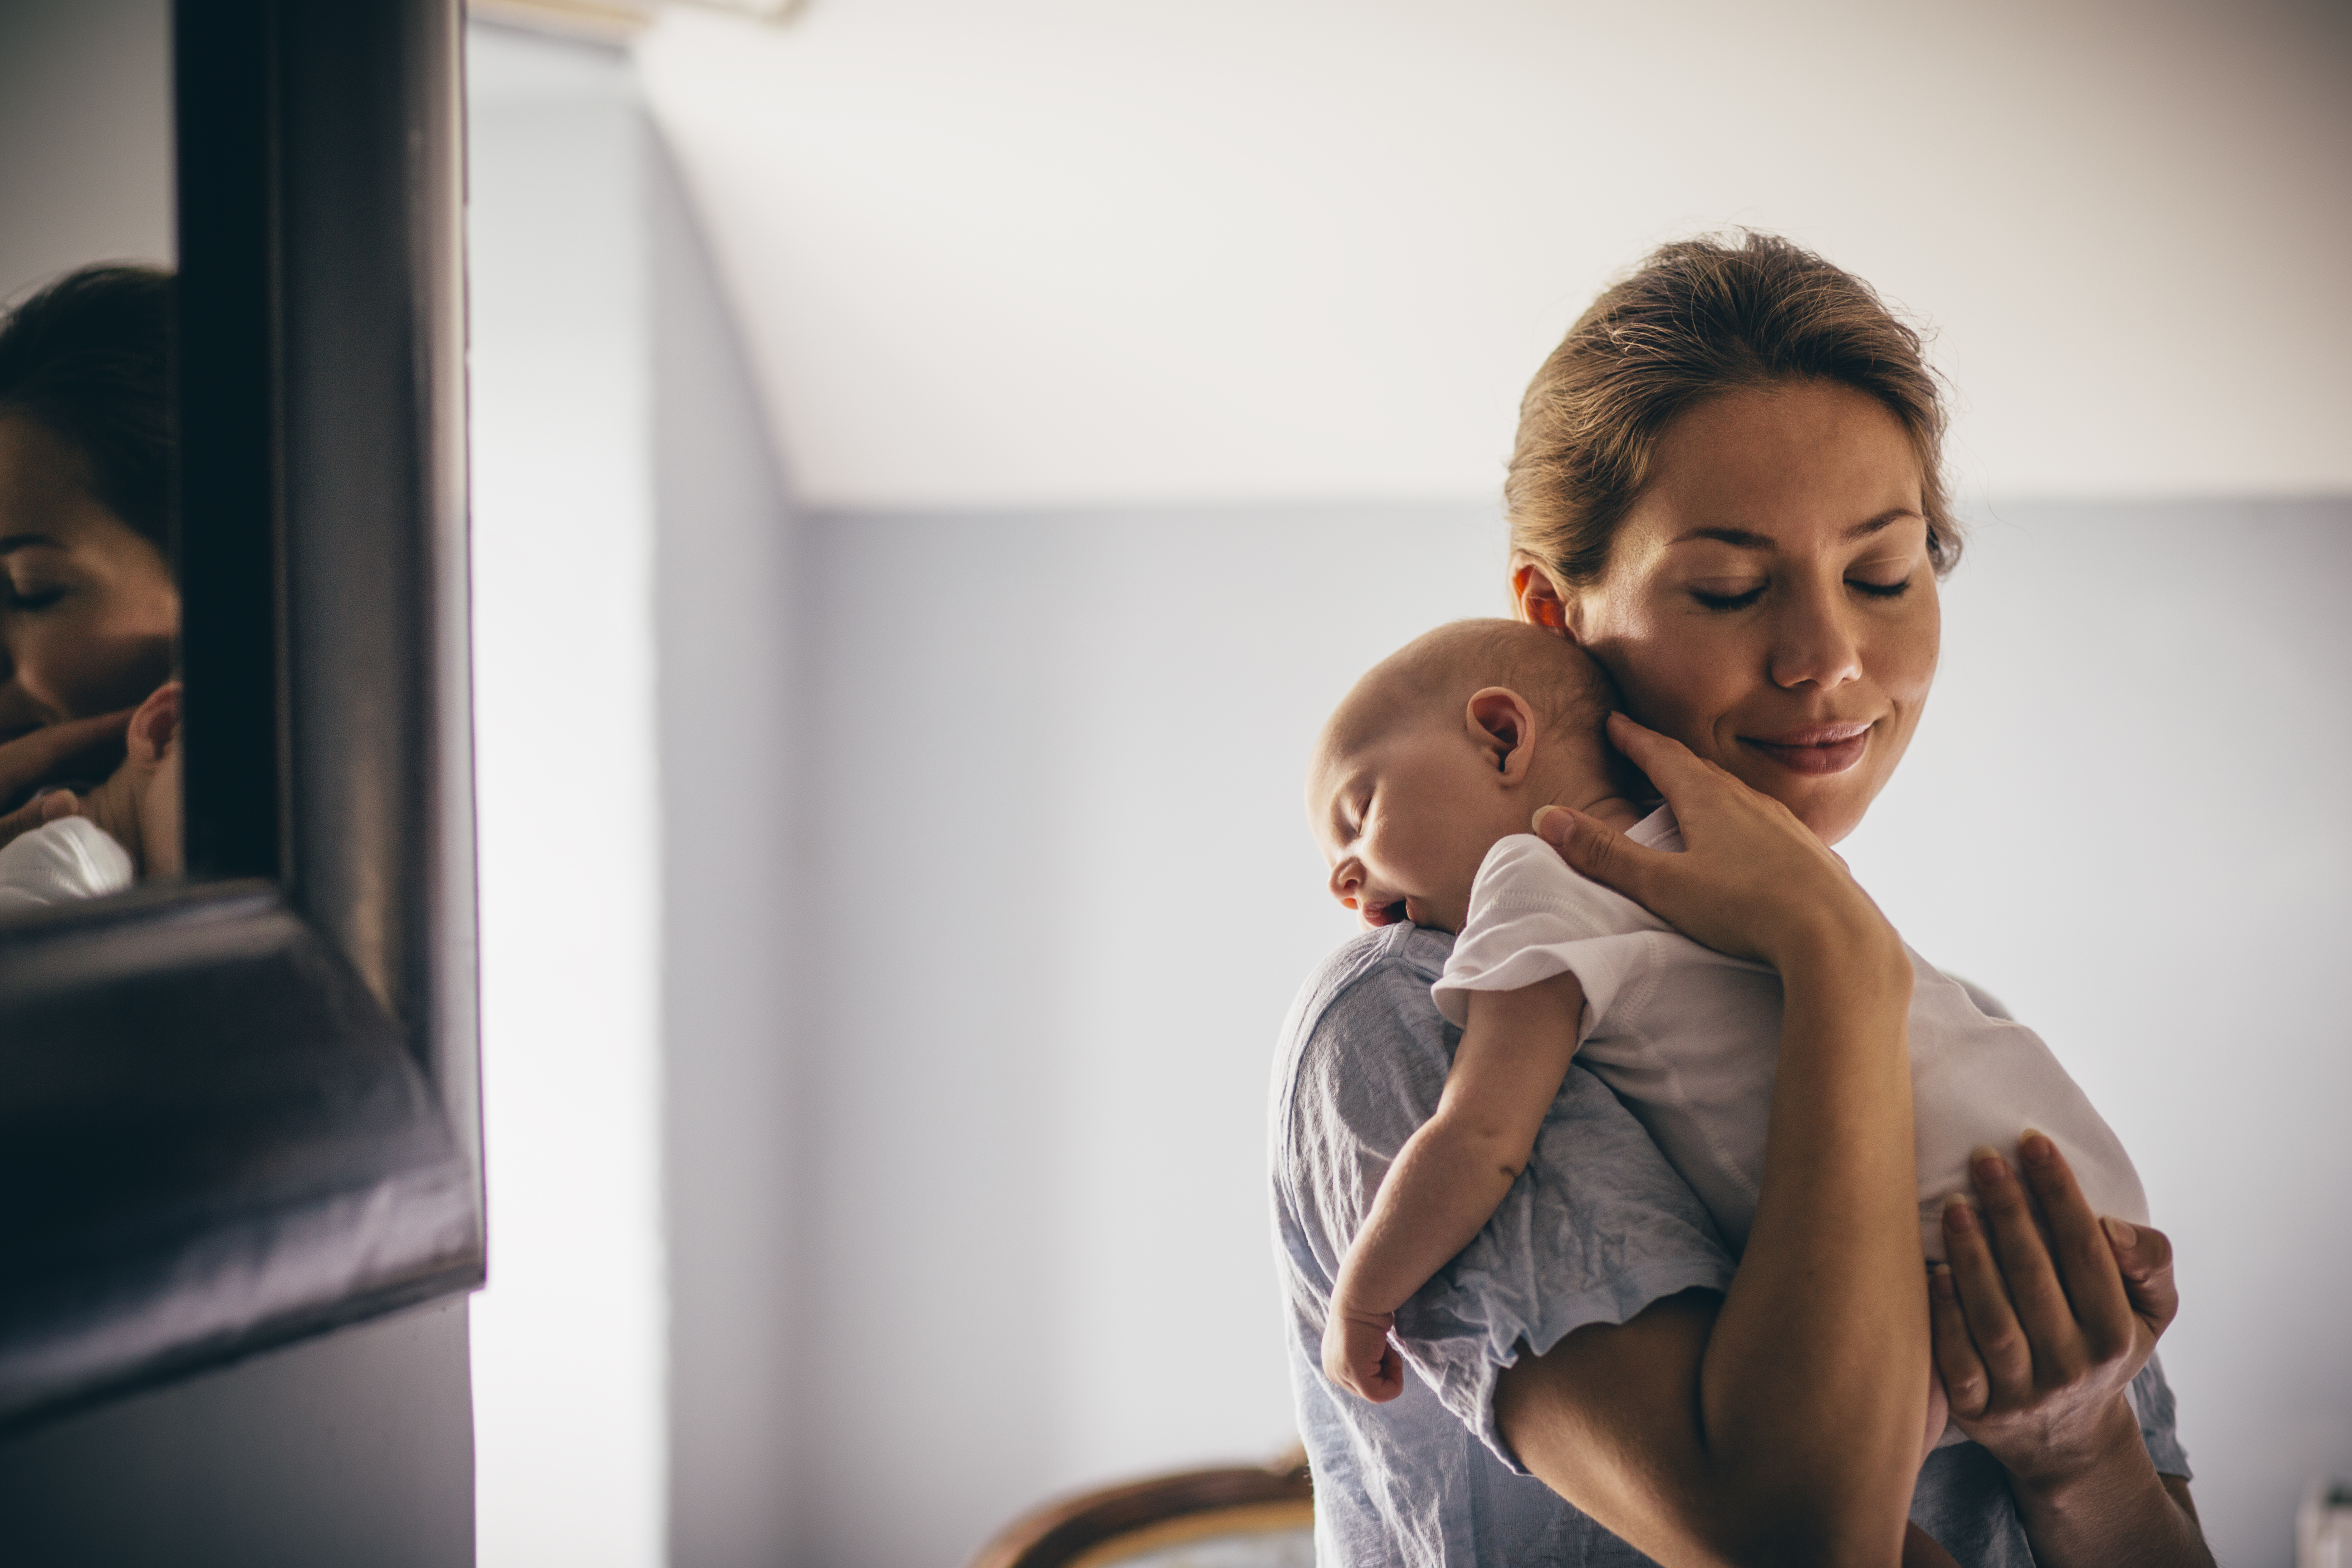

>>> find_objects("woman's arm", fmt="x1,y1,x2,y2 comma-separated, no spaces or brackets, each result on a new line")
1934,1137,2214,1567
1325,972,1585,1401
1497,715,1929,1567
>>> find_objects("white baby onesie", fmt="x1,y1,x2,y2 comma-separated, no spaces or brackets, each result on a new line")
0,815,135,913
1432,809,2148,1262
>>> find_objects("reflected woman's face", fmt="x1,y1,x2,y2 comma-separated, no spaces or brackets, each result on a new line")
0,412,178,740
1538,380,1941,846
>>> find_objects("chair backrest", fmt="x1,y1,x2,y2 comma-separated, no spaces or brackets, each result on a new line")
965,1450,1312,1568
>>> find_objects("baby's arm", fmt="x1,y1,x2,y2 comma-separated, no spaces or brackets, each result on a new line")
1323,970,1585,1401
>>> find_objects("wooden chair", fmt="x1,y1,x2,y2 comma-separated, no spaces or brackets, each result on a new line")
965,1446,1313,1568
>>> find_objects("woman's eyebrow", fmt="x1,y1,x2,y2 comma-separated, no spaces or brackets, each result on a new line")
0,534,59,554
1669,509,1923,550
1843,508,1923,540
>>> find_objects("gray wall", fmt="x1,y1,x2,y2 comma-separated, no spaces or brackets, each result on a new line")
653,126,805,1568
0,1300,475,1568
0,0,174,299
786,498,2352,1568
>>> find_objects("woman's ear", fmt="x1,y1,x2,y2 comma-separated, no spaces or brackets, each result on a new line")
124,681,181,767
1509,555,1573,637
1465,687,1539,783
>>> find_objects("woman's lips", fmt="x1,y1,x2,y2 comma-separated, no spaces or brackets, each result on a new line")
1738,722,1872,776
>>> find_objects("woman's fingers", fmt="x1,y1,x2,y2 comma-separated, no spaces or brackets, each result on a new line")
2015,1132,2139,1362
1929,1267,1989,1418
1599,710,1713,783
1967,1146,2083,1370
2102,1216,2180,1341
1530,803,1673,905
0,708,134,797
1941,1194,2034,1395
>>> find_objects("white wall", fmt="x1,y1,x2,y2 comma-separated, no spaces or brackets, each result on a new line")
637,0,2352,508
467,28,668,1568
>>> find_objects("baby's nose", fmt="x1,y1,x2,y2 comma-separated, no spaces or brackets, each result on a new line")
1327,860,1362,910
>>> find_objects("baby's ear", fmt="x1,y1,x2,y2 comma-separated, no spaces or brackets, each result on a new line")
1464,687,1538,780
124,681,182,767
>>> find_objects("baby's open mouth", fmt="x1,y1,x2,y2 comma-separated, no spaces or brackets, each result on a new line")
1362,899,1410,928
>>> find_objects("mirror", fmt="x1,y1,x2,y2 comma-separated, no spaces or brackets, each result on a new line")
0,0,181,916
0,0,483,1438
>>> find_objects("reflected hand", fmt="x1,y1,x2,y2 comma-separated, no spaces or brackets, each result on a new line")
1322,1305,1404,1403
1532,712,1894,973
0,709,134,852
1929,1132,2175,1490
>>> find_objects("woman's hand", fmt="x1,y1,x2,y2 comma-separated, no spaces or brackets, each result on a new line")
1533,712,1896,975
1932,1131,2172,1479
0,709,133,851
1933,1132,2211,1567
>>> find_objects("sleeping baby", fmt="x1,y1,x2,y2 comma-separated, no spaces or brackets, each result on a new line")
0,680,181,911
1305,620,2146,1436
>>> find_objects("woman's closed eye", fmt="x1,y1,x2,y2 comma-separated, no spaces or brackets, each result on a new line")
1687,572,1915,609
1847,574,1911,599
1688,577,1767,610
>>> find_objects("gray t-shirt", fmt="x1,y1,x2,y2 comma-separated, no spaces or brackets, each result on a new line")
1270,923,2190,1567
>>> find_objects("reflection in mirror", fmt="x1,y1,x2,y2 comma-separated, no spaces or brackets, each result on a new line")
0,0,180,916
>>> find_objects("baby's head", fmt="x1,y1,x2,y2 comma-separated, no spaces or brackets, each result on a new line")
37,681,181,878
1307,620,1641,933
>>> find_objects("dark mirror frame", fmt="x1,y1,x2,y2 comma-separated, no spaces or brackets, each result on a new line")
0,0,483,1435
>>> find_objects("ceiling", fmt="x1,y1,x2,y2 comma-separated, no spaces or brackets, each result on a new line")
632,0,2352,510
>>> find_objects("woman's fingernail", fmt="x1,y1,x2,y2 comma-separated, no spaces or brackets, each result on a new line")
1971,1146,2009,1185
2020,1129,2055,1166
2102,1215,2137,1251
1930,1263,1956,1299
1943,1194,1976,1232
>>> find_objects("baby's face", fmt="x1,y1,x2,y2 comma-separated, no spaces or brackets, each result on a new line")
1308,715,1530,935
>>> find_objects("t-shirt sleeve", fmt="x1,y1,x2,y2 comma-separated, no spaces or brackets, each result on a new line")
1431,834,1658,1034
1393,1065,1735,1470
2128,1351,2192,1480
1277,931,1735,1476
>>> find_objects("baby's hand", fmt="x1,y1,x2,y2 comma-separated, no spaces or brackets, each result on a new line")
1322,1306,1404,1402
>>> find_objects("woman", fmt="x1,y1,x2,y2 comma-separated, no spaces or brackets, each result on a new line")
0,265,180,853
1270,233,2210,1565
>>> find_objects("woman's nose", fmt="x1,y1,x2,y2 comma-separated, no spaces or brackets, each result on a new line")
1768,580,1864,691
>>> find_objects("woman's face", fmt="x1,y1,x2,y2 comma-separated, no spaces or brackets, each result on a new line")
0,413,179,740
1515,379,1940,845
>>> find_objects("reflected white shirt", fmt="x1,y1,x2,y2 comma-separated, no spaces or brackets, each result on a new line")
0,815,134,911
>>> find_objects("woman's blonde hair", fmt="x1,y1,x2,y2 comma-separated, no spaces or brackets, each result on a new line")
1506,231,1959,588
